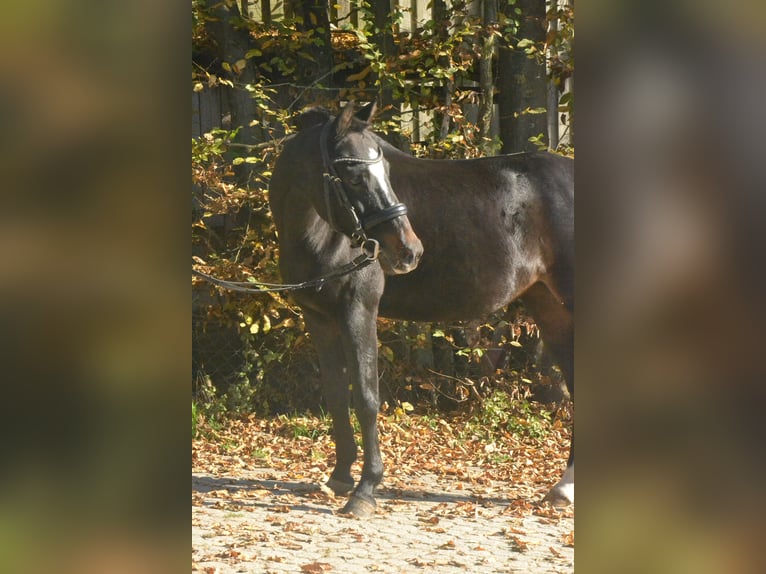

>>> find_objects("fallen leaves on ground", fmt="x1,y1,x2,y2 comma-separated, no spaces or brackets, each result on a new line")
300,561,333,573
193,408,571,516
192,408,574,545
193,408,573,572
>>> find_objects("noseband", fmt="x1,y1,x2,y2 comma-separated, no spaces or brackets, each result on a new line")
319,121,408,251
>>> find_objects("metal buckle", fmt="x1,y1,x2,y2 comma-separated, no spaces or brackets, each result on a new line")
360,238,380,260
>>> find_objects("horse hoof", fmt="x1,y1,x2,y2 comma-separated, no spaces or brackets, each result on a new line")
339,495,376,518
326,478,354,496
542,489,573,508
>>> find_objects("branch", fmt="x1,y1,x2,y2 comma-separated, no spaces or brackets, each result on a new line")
286,68,338,111
226,140,282,151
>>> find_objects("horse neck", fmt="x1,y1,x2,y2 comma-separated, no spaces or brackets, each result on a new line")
303,128,335,232
274,127,344,249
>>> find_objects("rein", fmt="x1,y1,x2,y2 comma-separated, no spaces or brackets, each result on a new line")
192,239,379,294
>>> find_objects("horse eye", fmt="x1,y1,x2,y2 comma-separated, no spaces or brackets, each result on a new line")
348,173,364,186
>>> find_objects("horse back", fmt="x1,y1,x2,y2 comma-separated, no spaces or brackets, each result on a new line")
379,151,573,321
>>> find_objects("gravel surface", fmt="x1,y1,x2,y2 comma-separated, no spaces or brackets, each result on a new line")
192,467,574,573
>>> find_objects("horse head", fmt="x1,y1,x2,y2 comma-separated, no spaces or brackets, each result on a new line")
318,102,423,275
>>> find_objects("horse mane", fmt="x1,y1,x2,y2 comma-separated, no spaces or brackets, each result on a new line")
294,107,333,131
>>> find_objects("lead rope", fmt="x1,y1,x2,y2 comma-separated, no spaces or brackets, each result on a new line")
192,238,380,294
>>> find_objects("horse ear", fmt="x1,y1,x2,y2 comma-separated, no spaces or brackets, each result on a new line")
355,101,377,125
333,102,356,139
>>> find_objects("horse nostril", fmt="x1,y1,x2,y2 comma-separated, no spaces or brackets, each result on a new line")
401,243,422,268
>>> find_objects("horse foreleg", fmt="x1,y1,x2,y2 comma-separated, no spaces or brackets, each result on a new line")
303,310,357,496
337,306,383,518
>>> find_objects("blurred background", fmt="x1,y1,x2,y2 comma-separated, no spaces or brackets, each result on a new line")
576,1,766,572
1,0,765,572
0,1,187,573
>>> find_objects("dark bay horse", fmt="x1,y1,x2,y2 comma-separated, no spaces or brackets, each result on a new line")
268,102,573,517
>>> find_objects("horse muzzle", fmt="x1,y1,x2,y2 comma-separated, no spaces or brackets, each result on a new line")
378,228,423,275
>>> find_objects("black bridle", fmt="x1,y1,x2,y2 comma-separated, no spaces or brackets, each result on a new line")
191,119,409,294
319,121,408,253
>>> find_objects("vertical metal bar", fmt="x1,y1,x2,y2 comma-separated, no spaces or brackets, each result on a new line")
546,0,561,149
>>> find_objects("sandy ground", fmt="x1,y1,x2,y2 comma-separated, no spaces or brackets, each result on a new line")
192,466,573,573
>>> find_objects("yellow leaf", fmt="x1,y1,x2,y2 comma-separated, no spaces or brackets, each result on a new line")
274,318,295,330
401,401,414,412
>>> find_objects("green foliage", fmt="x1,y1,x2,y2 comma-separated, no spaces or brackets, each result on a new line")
192,374,226,439
528,131,550,151
276,412,332,440
467,389,552,442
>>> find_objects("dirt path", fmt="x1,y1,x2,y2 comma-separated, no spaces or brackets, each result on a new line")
192,466,573,573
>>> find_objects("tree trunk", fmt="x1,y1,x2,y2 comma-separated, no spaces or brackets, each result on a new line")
203,0,260,148
431,0,453,141
291,0,334,108
497,0,548,153
368,0,408,150
371,0,394,109
199,2,261,256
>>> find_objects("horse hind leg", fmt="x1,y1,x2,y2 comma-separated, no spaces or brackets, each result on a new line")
521,281,574,506
303,310,357,496
546,459,574,507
